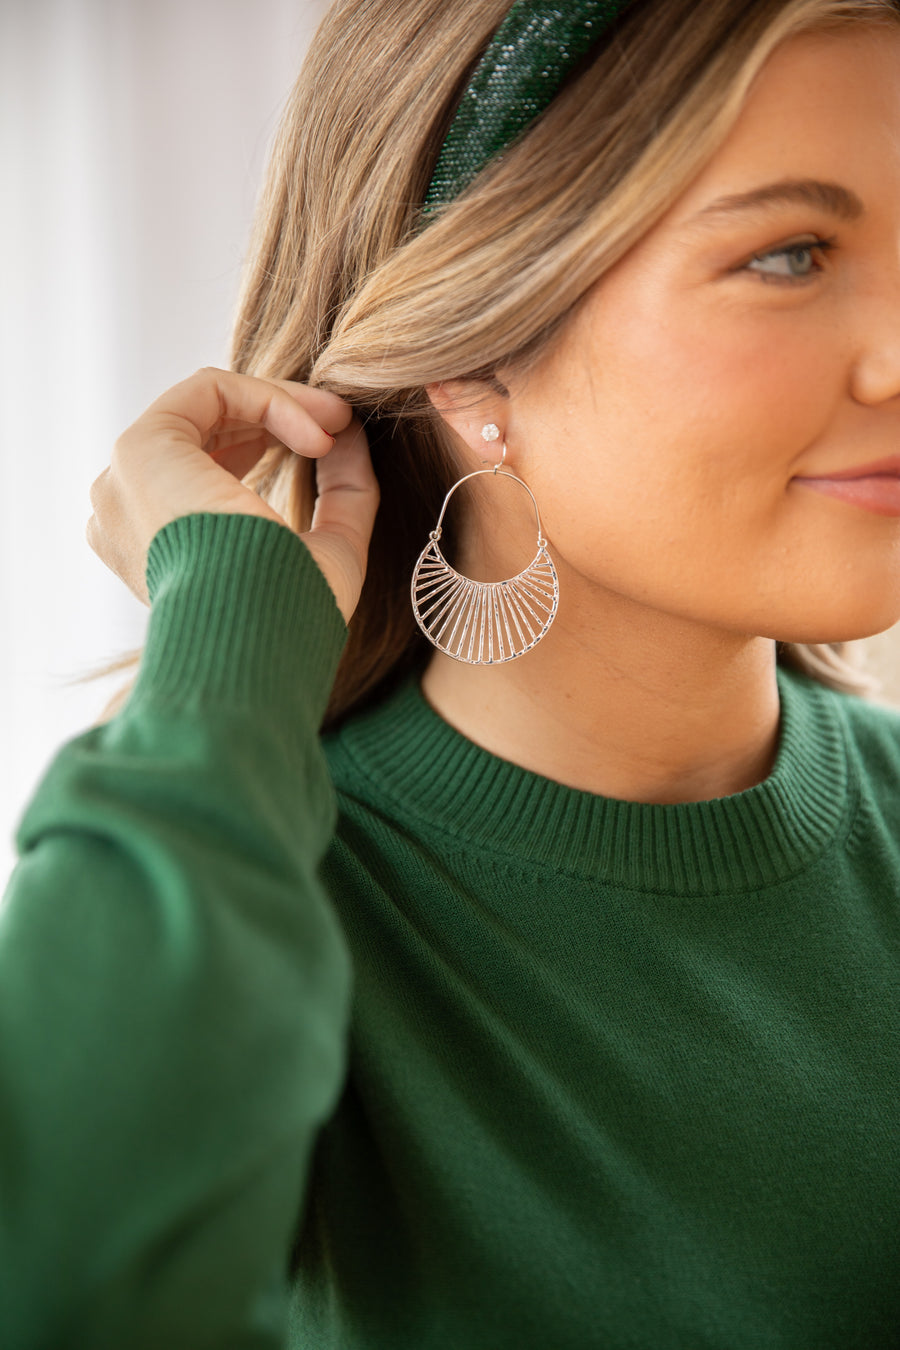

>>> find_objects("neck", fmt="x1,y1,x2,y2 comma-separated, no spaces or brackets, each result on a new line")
419,583,781,806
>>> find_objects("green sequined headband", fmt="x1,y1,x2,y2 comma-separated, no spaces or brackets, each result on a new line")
422,0,636,216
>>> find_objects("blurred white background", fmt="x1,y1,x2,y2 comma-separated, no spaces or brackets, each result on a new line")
0,0,897,889
0,0,326,884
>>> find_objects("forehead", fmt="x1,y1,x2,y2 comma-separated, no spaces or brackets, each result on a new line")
669,23,900,230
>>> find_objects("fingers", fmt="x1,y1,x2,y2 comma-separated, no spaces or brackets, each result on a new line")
310,418,380,547
265,377,354,440
128,367,352,462
301,418,381,623
86,366,374,621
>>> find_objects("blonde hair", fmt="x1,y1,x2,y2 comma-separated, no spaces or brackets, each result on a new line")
92,0,894,727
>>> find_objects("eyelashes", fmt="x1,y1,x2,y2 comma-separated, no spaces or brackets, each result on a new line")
742,235,839,284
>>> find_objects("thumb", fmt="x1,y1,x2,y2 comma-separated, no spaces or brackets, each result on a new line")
300,416,380,624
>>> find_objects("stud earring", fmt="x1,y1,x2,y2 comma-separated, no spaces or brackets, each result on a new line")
410,423,559,664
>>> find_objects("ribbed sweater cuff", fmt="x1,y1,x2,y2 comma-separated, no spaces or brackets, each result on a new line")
130,512,347,725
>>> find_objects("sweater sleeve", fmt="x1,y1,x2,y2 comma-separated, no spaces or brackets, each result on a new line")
0,512,353,1350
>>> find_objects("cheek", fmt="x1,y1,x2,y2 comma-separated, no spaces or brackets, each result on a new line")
527,304,845,608
596,292,833,446
547,291,839,500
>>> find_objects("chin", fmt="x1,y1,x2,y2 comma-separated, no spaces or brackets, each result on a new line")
746,568,900,646
768,608,900,646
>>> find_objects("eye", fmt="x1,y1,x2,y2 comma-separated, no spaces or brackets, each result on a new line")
742,236,838,283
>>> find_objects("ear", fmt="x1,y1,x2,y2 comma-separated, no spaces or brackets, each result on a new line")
425,379,510,466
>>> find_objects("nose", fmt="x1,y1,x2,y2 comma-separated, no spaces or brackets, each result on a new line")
850,264,900,405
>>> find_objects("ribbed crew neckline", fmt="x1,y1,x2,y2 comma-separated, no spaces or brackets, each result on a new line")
331,665,855,894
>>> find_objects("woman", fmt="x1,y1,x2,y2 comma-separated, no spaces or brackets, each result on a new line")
3,0,900,1345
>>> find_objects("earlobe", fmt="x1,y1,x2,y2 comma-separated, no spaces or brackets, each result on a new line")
424,379,509,458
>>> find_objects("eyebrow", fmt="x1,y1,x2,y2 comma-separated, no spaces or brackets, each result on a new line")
688,178,865,227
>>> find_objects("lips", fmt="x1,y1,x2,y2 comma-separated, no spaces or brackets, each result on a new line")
794,454,900,481
792,468,900,516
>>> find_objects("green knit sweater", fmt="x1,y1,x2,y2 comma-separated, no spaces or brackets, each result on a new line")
2,512,899,1350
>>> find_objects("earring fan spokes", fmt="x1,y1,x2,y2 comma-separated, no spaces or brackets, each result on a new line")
411,466,559,664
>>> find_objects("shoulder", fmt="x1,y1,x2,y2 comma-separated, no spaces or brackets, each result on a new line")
830,686,900,782
819,684,900,850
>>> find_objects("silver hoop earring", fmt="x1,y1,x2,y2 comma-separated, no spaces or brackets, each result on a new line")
411,425,559,664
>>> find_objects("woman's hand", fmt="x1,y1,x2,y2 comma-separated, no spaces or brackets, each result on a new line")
86,367,379,623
